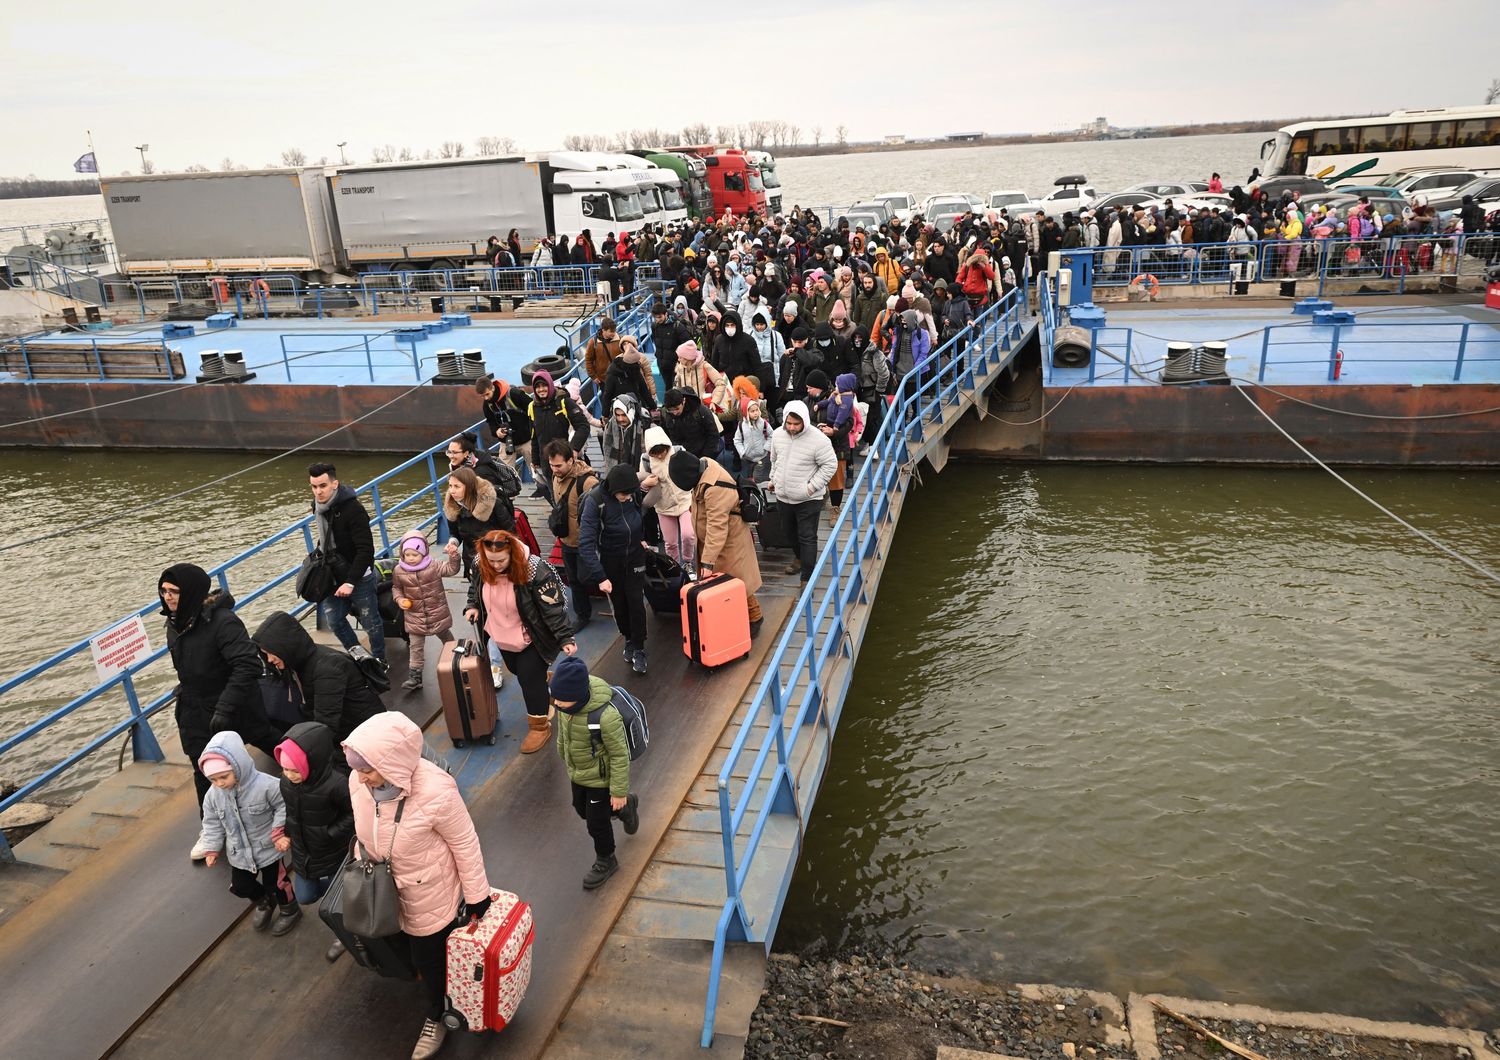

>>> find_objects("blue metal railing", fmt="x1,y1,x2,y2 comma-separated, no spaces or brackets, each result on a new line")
699,286,1033,1046
1058,231,1495,299
2,255,109,306
0,285,639,861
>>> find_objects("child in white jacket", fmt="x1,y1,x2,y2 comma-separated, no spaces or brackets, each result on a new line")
734,399,772,485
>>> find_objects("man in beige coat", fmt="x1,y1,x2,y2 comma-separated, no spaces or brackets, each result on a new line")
667,451,764,635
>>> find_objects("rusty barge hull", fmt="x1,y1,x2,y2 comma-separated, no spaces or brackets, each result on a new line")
949,380,1500,468
0,381,483,452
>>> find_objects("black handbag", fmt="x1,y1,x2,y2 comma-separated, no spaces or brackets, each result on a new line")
340,799,405,938
296,546,336,603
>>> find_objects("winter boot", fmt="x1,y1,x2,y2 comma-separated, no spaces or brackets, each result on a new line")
251,897,275,931
619,793,640,835
582,855,619,890
520,713,550,754
270,901,303,936
401,672,422,692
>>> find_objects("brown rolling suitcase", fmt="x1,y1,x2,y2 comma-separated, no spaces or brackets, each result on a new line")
438,638,498,747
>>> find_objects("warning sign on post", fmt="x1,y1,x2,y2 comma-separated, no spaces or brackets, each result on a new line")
90,616,153,682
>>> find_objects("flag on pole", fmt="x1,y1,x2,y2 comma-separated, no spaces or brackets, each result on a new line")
74,152,98,173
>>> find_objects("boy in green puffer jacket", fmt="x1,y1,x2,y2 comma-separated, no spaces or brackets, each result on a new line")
550,656,639,890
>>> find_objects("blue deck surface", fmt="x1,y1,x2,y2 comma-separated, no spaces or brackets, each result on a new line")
4,317,575,387
1055,303,1500,388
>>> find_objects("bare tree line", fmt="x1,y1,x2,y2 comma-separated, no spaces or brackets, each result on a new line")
563,120,848,152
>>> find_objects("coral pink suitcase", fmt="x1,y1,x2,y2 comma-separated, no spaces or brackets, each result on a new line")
680,573,752,667
442,889,534,1033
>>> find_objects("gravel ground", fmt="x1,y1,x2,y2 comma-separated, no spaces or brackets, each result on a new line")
1152,1012,1483,1060
745,952,1134,1059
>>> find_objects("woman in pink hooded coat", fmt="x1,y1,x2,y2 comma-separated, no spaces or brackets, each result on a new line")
344,712,490,1059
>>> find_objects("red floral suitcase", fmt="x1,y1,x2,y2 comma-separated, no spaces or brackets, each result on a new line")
442,889,534,1033
680,573,752,667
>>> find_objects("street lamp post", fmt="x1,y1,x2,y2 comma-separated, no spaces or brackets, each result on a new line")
336,142,348,165
134,144,150,170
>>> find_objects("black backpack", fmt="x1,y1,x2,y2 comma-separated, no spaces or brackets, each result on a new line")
547,473,594,538
709,477,765,523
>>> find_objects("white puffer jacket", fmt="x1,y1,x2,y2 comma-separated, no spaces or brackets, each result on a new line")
769,400,838,503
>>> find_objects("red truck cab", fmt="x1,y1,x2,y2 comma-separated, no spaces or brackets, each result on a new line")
673,144,769,218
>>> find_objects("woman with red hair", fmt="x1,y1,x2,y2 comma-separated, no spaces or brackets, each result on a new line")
462,529,575,754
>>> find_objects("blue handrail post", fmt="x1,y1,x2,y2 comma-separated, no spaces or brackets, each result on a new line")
280,336,293,382
426,454,449,545
136,284,147,320
122,676,166,763
316,288,324,320
235,290,244,320
91,338,105,380
1123,330,1133,385
1327,324,1341,383
1258,328,1271,382
368,484,391,555
18,334,33,380
1453,323,1469,382
1087,331,1097,384
364,336,375,382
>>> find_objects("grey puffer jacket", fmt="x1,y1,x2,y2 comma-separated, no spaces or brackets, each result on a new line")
195,730,285,872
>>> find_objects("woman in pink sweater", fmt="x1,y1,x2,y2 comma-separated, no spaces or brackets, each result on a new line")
462,530,576,755
343,711,490,1059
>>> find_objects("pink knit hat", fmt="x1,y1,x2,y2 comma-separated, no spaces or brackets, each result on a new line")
676,341,702,363
199,753,233,778
274,739,311,779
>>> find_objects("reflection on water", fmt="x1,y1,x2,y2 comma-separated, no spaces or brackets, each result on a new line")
777,464,1500,1025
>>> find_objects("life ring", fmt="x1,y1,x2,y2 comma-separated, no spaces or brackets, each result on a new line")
1129,273,1161,299
209,277,229,304
250,278,271,300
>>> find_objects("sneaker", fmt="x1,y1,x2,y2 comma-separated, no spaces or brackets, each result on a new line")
411,1018,448,1060
490,664,503,687
189,838,214,862
270,902,303,936
630,648,648,675
620,793,640,835
251,898,275,931
401,672,422,691
582,855,619,890
622,645,634,666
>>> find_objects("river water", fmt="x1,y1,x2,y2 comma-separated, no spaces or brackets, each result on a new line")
4,131,1498,1022
776,463,1500,1026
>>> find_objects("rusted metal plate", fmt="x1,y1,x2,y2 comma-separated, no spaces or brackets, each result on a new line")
1023,384,1500,467
0,381,485,452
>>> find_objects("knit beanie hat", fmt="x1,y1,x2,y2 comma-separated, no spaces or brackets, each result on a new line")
605,464,637,494
199,753,233,778
830,302,847,324
548,655,591,707
676,340,702,363
668,450,703,491
790,325,809,343
274,739,311,779
805,369,831,391
782,300,799,317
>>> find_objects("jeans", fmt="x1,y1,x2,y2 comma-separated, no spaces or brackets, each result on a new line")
780,497,825,583
292,872,333,905
320,571,386,662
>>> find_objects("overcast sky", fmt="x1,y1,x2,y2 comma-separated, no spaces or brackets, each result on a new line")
5,0,1494,178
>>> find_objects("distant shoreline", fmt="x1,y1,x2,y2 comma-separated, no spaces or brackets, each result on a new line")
774,119,1296,159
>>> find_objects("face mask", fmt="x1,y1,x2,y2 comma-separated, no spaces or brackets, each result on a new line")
818,339,831,348
724,326,737,337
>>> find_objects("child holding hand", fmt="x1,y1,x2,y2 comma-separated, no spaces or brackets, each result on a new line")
391,533,462,691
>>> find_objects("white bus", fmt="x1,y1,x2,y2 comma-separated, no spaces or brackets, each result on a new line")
1259,106,1500,184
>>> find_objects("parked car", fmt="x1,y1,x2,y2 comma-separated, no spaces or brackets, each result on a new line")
1427,176,1500,218
1307,193,1406,221
850,200,893,225
1252,175,1331,199
1374,168,1480,198
1086,190,1156,213
1122,180,1210,198
921,192,983,217
874,191,917,221
1328,183,1406,200
987,189,1030,212
1023,176,1098,217
1136,194,1235,215
840,209,885,231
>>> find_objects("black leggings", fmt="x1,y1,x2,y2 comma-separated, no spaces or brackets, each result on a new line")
229,862,292,906
408,909,463,1022
500,644,550,717
601,551,648,651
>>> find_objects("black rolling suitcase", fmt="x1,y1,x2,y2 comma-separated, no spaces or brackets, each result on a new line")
642,548,686,615
756,500,791,549
319,858,417,979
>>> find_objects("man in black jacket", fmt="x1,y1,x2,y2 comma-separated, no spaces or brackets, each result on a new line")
475,375,531,468
650,302,692,384
253,612,385,761
710,309,760,382
308,462,386,665
661,388,721,458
